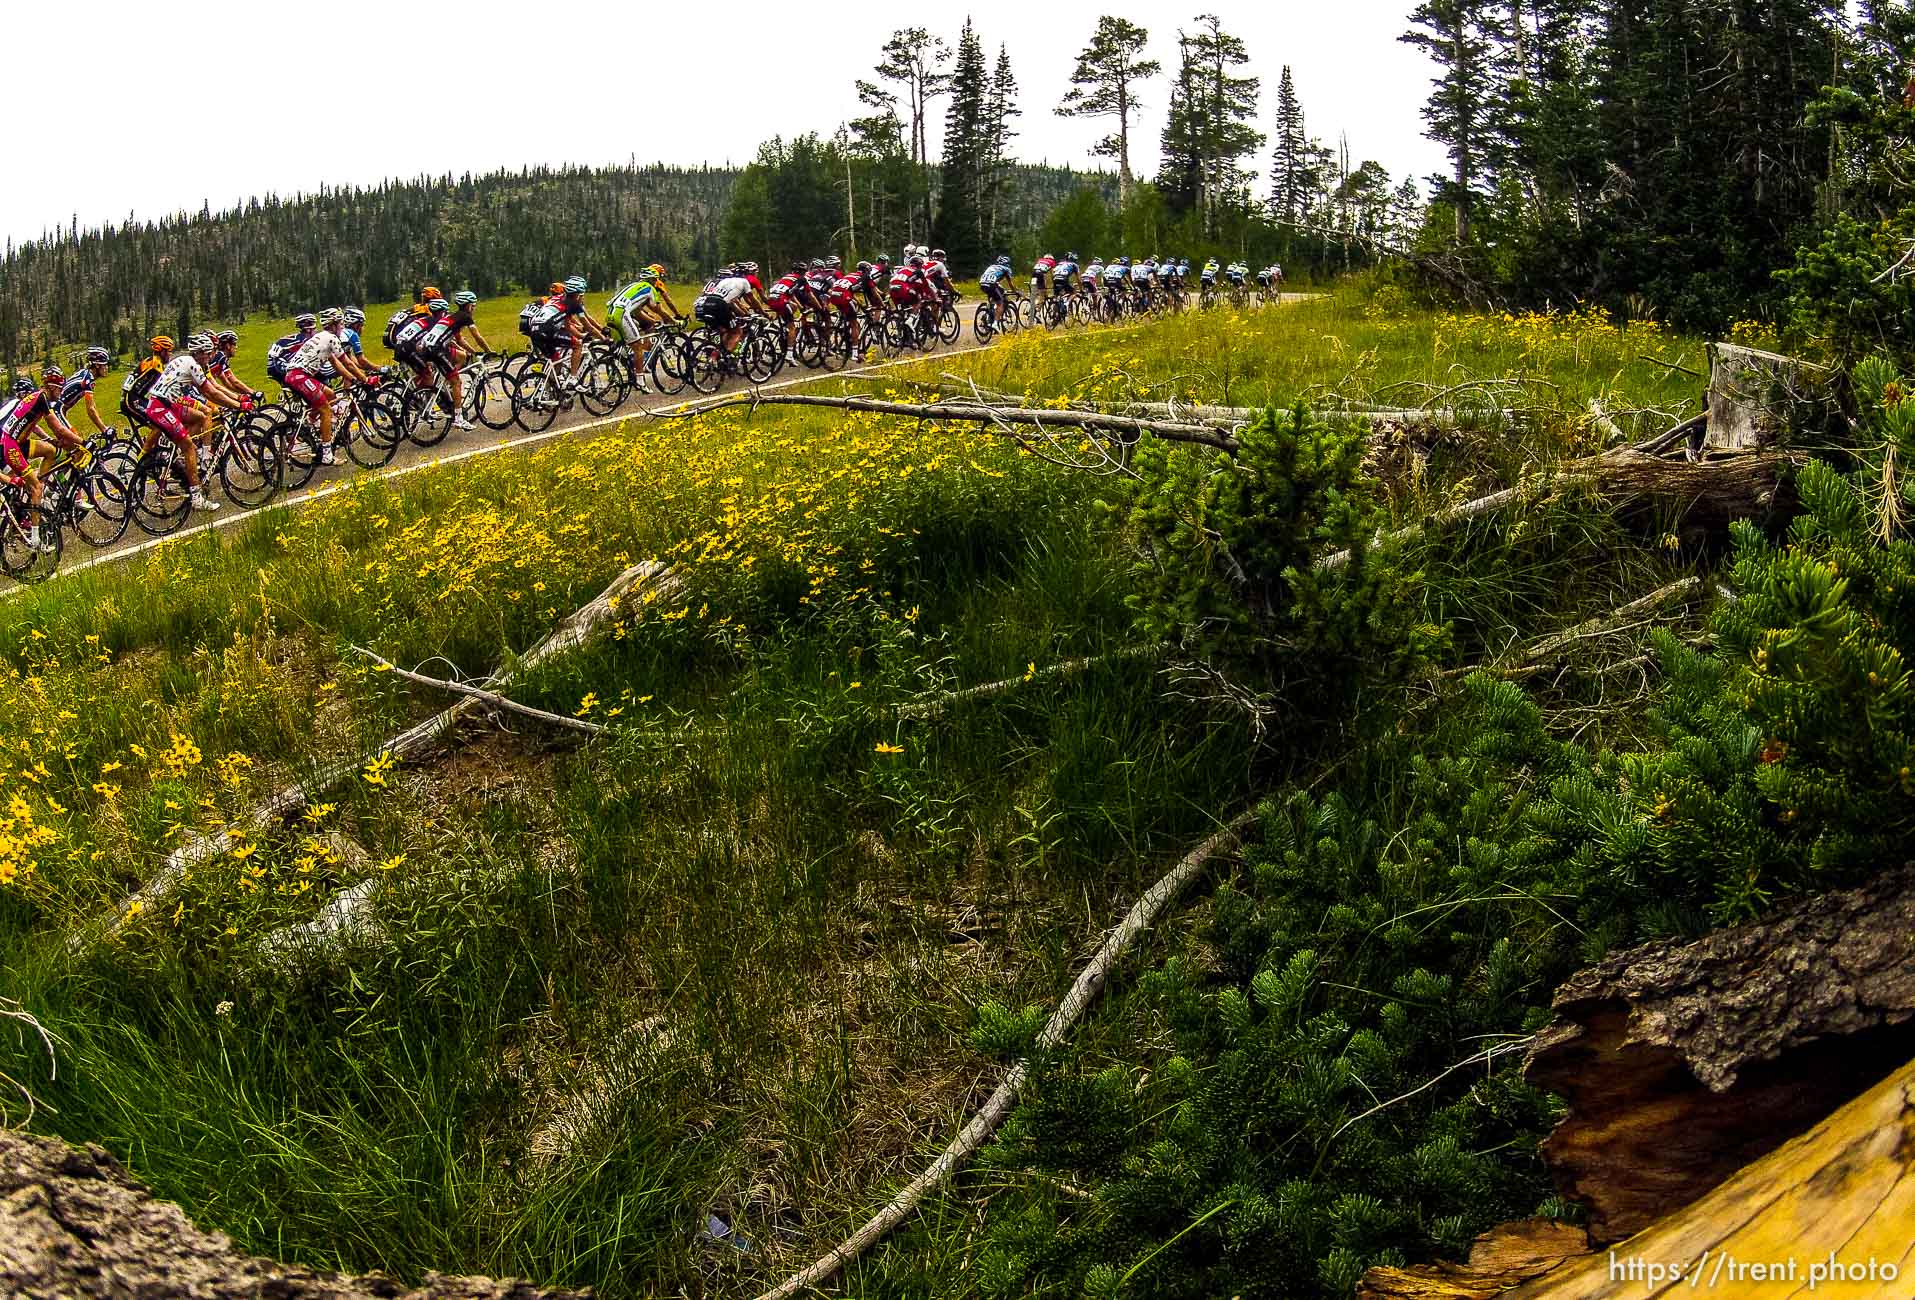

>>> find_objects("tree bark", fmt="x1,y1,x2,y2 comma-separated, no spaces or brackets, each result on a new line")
1703,343,1835,455
1524,864,1915,1244
0,1129,585,1299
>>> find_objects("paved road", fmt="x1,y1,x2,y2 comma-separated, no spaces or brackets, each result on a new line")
5,294,1321,596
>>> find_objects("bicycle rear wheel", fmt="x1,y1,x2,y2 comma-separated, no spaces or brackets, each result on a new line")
972,303,996,344
71,469,131,548
473,365,516,429
405,384,455,447
686,338,726,395
510,367,562,432
0,507,60,581
219,433,283,506
130,454,193,536
578,352,628,416
649,336,689,397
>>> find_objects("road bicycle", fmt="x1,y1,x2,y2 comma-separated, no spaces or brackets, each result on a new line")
973,294,1023,343
129,408,282,536
0,473,60,580
682,319,781,396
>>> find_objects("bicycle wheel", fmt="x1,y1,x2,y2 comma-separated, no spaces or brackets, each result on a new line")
578,353,627,416
342,400,399,469
743,334,779,384
405,384,455,447
649,337,688,397
219,433,283,506
510,367,562,432
0,508,60,580
473,365,516,429
130,454,193,536
972,303,996,344
70,468,131,548
686,338,726,395
821,323,853,371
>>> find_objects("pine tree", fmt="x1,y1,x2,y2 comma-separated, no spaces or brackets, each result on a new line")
872,28,952,239
1400,0,1499,243
1157,14,1264,234
934,19,989,271
1057,16,1162,210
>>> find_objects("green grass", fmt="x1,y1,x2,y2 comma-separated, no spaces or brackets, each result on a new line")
0,285,1720,1297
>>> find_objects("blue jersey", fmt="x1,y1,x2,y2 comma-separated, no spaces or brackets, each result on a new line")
979,264,1010,286
55,371,94,414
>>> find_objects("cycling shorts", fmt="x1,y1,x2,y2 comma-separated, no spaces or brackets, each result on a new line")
614,303,661,344
693,296,735,332
284,368,332,412
1,433,28,476
828,292,857,319
983,281,1007,306
143,397,195,446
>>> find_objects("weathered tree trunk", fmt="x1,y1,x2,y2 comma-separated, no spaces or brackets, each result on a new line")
1703,343,1835,455
1524,864,1915,1244
0,1129,585,1298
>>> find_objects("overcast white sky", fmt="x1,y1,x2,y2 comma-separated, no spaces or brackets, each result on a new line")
14,1,1445,247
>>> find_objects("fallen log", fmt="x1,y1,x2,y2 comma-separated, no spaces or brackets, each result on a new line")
347,645,607,737
1357,1220,1592,1299
895,646,1163,720
646,390,1241,451
91,561,680,942
1319,449,1799,572
0,1128,585,1299
753,810,1259,1300
1523,863,1915,1244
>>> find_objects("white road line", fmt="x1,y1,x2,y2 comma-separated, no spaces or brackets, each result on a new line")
2,341,996,599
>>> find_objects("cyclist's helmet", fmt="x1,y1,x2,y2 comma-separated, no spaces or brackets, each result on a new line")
549,281,566,296
741,261,759,275
647,263,667,278
339,309,364,329
789,261,807,274
215,330,239,348
150,335,174,354
186,333,214,353
826,255,842,269
452,291,478,307
930,248,945,261
295,312,317,330
40,364,64,384
1066,250,1079,261
563,276,588,294
85,345,110,365
426,299,449,313
809,258,826,269
421,284,443,303
316,308,344,328
996,255,1012,267
874,257,890,273
1118,256,1132,267
10,378,32,396
856,260,873,274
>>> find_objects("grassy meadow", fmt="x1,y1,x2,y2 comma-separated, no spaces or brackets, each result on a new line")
1,284,1724,1296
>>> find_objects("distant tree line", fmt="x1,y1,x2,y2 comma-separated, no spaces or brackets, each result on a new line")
722,14,1420,281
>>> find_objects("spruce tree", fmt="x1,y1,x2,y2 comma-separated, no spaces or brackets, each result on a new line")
1268,66,1310,226
1057,16,1162,210
1157,15,1263,233
872,28,953,239
934,19,989,270
981,46,1022,252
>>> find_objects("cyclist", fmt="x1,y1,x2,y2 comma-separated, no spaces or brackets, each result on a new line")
924,249,955,306
417,291,491,429
1132,256,1157,311
3,367,88,550
1225,260,1250,298
1255,264,1275,297
55,347,118,437
1102,256,1130,314
121,335,175,437
1031,251,1056,308
606,265,681,386
1200,257,1220,299
1050,251,1081,322
1269,263,1284,292
766,263,813,362
691,264,766,357
979,255,1017,329
887,255,937,340
266,314,318,389
828,260,881,358
201,332,262,413
1082,254,1106,299
547,276,607,379
284,310,380,465
142,334,237,511
0,377,31,429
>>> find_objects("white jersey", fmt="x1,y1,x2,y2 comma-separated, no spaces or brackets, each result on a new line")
150,355,208,404
1131,264,1152,282
1084,262,1104,281
711,276,752,304
289,330,346,374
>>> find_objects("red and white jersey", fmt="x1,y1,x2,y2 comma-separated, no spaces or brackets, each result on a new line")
1033,255,1056,276
829,274,860,302
150,355,209,404
925,259,950,284
289,330,347,374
